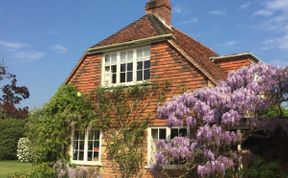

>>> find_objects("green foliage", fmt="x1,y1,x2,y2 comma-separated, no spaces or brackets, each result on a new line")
261,105,288,118
9,163,57,178
26,82,169,177
29,163,57,178
93,82,169,178
242,156,288,178
0,118,25,160
26,85,96,162
17,138,33,163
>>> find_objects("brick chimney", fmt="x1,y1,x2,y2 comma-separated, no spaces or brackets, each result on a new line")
145,0,172,25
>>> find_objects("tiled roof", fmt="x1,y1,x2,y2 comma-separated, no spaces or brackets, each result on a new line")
91,13,226,82
171,28,227,81
92,14,171,48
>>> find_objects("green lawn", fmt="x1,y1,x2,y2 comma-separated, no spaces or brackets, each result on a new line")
0,160,32,178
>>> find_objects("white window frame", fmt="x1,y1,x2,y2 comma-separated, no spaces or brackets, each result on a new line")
101,46,151,86
146,127,190,168
70,126,102,166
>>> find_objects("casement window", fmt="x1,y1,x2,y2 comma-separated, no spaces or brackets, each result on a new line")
102,47,151,86
71,128,102,165
147,127,188,167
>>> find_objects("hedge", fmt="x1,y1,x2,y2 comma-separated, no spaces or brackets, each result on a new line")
0,118,26,160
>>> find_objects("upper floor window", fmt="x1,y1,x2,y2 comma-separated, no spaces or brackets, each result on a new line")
103,47,151,86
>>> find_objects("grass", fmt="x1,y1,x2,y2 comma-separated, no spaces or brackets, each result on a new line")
0,160,32,178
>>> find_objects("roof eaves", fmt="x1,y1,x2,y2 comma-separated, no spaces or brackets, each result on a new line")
210,52,261,63
88,34,173,54
64,50,89,85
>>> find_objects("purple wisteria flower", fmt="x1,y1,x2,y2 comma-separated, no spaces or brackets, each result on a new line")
156,63,288,177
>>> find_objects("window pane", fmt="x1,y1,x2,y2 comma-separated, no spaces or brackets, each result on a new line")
73,141,78,150
111,65,117,73
88,141,93,151
105,55,110,64
95,141,100,148
127,63,133,71
112,74,117,84
111,53,117,62
152,129,158,140
144,69,150,80
88,152,92,161
121,64,126,72
73,152,78,160
127,72,133,82
127,50,133,61
95,131,100,140
79,131,85,140
137,71,142,81
93,152,99,161
137,62,143,70
74,131,79,140
105,66,110,73
179,128,187,137
137,49,143,58
79,151,84,161
79,141,85,150
120,52,126,61
144,48,150,57
144,60,150,69
159,129,166,140
120,73,126,83
171,129,178,139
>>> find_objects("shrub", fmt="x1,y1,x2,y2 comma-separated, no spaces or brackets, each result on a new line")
28,163,57,178
242,156,288,178
0,118,25,160
17,138,33,163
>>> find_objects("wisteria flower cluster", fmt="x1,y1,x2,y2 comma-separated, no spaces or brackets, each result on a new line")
156,63,288,177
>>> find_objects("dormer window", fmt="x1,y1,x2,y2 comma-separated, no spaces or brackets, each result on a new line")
102,47,151,86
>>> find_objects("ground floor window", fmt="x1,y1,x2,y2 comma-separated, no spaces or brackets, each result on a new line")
147,127,188,166
71,128,101,165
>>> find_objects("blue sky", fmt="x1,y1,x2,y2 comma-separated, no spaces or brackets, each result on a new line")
0,0,287,109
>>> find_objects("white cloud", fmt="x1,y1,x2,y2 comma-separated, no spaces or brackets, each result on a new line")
253,9,274,17
173,4,189,15
52,45,68,54
239,2,251,10
222,40,237,47
0,41,27,50
266,0,288,11
209,10,227,16
254,0,288,51
179,17,199,25
0,40,44,62
12,51,45,62
262,34,288,50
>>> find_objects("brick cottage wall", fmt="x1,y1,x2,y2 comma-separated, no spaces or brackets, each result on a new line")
68,41,210,177
214,55,256,73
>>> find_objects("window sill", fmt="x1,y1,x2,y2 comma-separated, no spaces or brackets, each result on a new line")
102,80,152,88
71,161,103,166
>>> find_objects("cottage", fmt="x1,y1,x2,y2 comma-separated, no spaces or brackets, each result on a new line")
64,0,259,177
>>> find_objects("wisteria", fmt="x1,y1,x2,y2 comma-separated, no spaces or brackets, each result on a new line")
156,63,288,177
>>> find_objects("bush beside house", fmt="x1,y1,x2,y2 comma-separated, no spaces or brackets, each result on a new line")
17,138,33,163
0,118,26,160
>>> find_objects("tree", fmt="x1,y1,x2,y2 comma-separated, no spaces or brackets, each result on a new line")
155,63,288,177
0,63,30,119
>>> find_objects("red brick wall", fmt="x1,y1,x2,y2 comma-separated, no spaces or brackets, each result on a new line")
214,56,256,73
68,41,209,177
